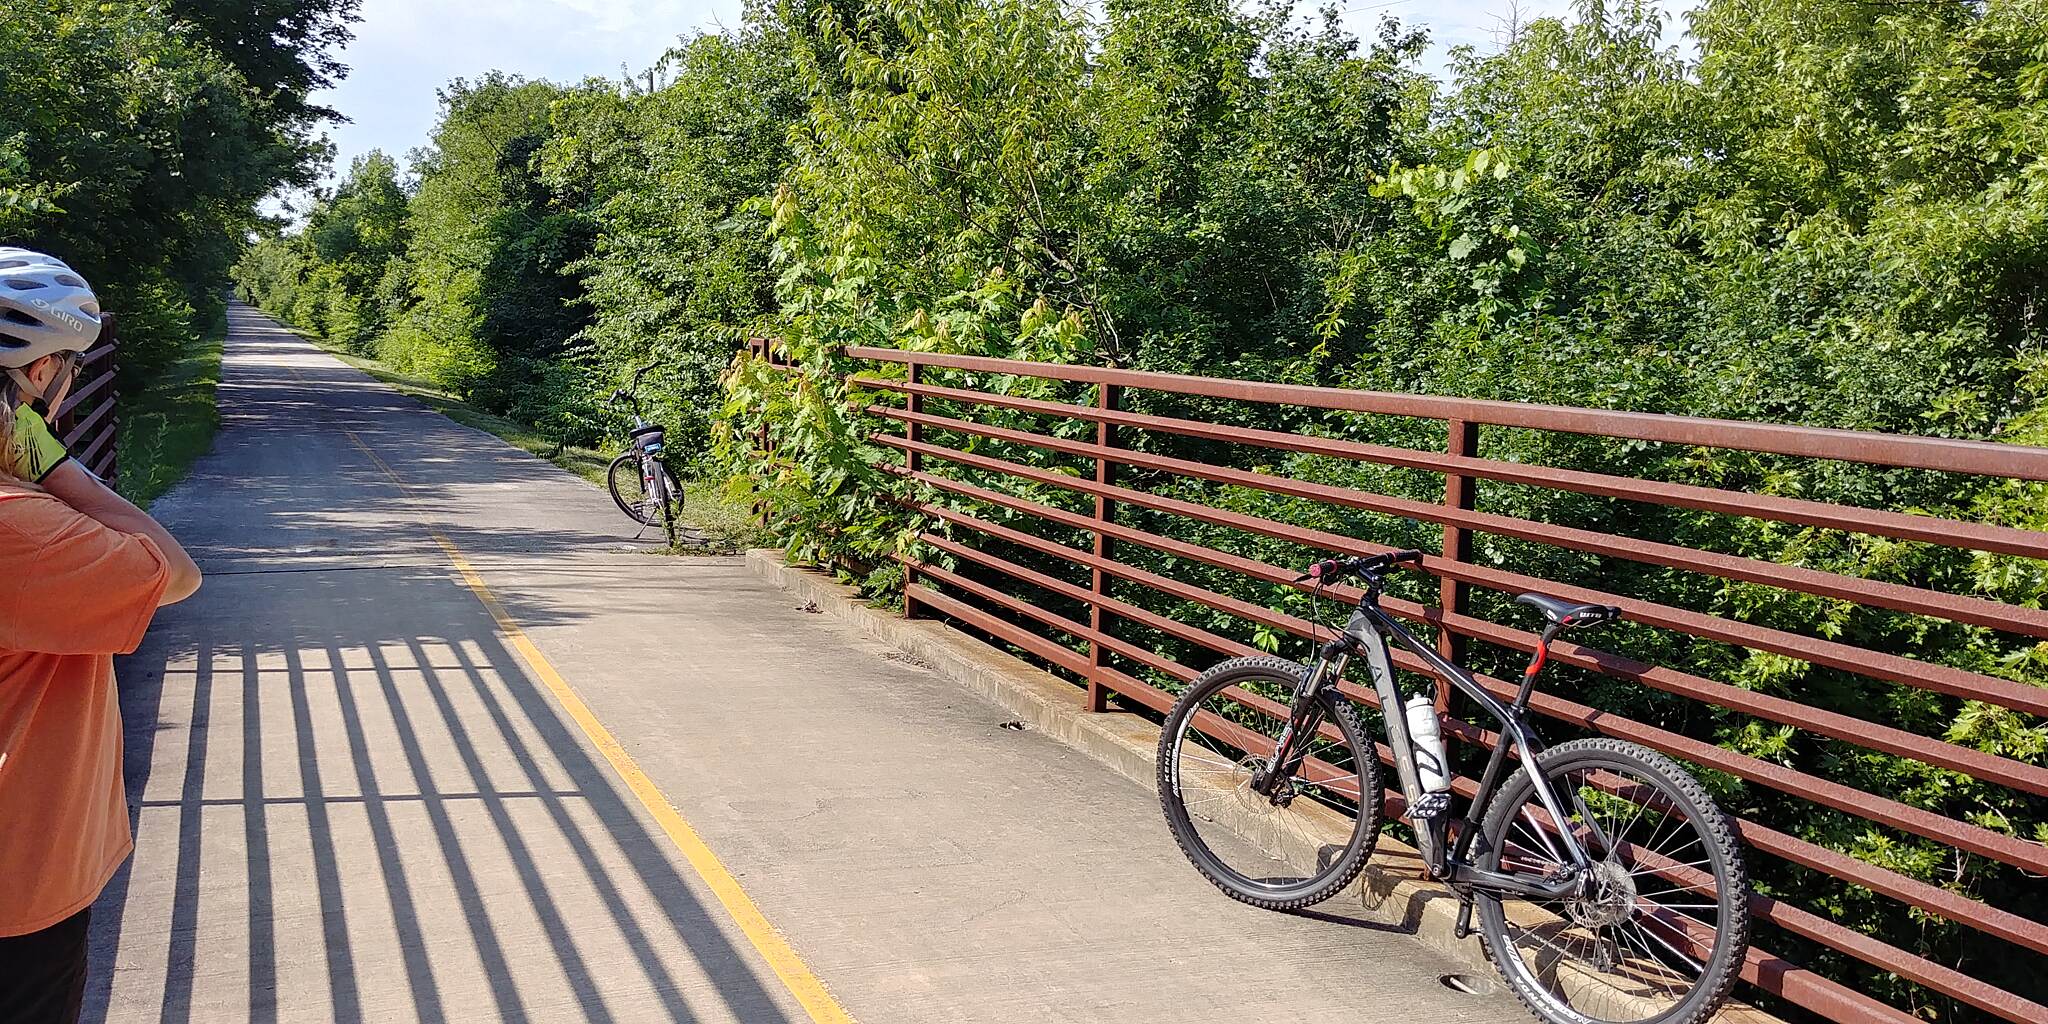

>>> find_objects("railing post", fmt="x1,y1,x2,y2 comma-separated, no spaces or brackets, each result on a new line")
750,337,773,526
903,361,923,620
1437,418,1477,712
1087,382,1120,712
102,312,116,485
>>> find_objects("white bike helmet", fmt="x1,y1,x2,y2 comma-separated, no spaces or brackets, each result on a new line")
0,247,101,370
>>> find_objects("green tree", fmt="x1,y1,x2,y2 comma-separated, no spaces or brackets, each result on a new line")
390,74,595,416
2,1,354,377
539,20,804,467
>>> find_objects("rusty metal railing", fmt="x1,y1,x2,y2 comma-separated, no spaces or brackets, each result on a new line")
51,312,119,482
745,339,2048,1024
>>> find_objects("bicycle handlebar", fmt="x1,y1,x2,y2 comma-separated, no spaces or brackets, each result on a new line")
610,362,662,412
1298,549,1423,585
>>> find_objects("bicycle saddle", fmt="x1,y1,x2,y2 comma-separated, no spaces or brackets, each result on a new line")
1515,592,1621,629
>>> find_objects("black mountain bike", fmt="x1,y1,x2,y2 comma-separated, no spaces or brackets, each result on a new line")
606,363,681,544
1157,550,1749,1024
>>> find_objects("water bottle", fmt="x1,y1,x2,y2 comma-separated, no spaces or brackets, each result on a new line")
1405,695,1451,794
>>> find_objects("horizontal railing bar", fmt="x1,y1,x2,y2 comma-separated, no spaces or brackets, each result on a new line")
59,399,114,450
77,341,114,367
921,533,1262,663
1470,655,2048,874
909,551,1246,712
881,404,2048,640
885,453,2048,873
903,546,1186,692
880,432,2048,719
865,376,2048,561
54,369,112,419
909,585,1199,722
74,422,115,473
846,346,2048,479
905,569,1091,675
1734,818,2048,959
911,503,2048,1008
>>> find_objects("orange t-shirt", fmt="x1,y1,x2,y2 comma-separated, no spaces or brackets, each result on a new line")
0,485,169,936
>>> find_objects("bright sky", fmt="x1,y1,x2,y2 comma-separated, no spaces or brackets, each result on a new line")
292,0,1691,209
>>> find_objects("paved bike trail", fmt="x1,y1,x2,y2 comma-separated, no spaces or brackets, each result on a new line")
85,303,1515,1023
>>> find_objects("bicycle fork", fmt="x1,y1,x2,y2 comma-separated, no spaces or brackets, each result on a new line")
1255,640,1351,802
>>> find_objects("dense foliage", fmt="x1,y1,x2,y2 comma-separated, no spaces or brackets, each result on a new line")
1,0,358,380
232,2,2048,1018
241,20,804,461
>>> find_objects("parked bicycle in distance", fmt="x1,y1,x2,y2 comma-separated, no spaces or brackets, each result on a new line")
1157,549,1750,1024
607,362,682,545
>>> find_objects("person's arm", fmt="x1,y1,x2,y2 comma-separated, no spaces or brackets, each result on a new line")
40,460,201,605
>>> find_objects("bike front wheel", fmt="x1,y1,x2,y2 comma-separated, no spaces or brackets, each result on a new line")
607,452,679,528
1475,737,1749,1024
1156,655,1382,910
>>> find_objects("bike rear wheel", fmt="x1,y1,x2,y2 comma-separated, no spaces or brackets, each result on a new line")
1475,738,1749,1024
1156,655,1382,910
607,451,679,528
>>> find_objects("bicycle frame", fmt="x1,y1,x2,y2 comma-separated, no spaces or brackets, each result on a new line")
1290,594,1596,902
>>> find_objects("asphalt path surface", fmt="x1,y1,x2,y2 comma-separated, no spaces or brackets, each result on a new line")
84,303,1515,1023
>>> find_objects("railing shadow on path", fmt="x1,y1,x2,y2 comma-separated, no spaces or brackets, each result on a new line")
91,561,800,1024
84,308,798,1023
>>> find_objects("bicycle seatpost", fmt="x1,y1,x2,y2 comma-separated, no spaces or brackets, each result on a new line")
1514,623,1562,709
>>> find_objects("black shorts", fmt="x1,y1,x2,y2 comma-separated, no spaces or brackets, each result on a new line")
0,908,89,1024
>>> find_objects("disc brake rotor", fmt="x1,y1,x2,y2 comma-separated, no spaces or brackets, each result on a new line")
1568,859,1637,929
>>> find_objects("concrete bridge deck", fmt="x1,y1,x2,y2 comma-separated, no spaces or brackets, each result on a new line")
86,304,1513,1023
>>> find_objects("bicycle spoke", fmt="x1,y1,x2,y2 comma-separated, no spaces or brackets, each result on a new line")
1628,859,1712,880
1606,923,1683,1002
1516,805,1570,865
1631,914,1707,975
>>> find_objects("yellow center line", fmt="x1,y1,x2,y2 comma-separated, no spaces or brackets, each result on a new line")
321,410,854,1022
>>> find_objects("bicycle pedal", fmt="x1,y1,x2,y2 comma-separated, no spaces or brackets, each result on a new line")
1408,792,1451,820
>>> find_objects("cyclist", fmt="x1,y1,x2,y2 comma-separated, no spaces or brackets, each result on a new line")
0,248,200,1024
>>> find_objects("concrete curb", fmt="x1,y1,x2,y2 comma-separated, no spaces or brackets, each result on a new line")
744,549,1493,970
